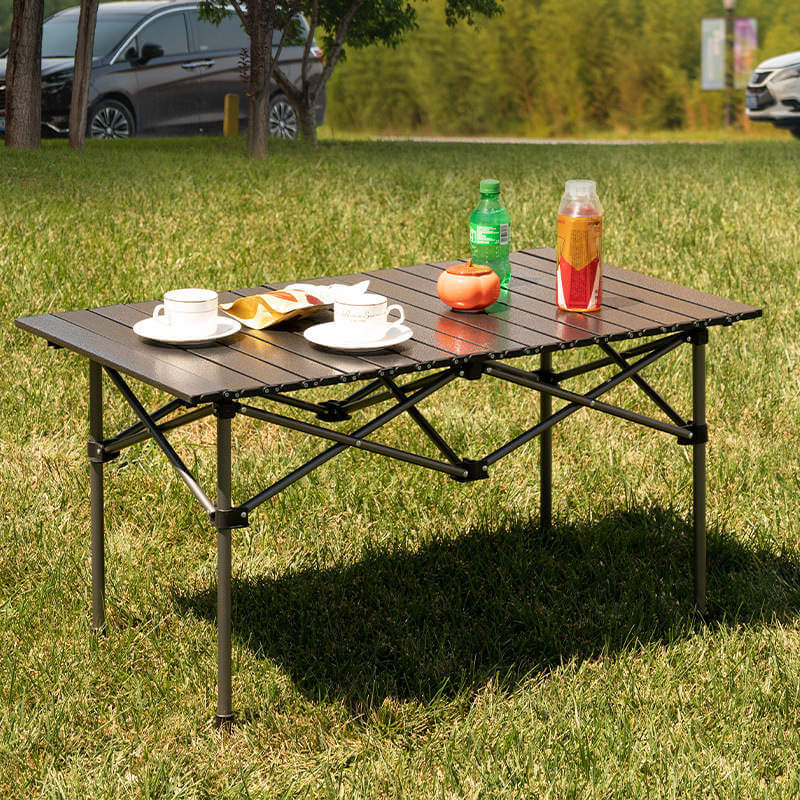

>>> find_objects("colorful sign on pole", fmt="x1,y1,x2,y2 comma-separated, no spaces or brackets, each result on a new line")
701,18,726,90
734,18,758,89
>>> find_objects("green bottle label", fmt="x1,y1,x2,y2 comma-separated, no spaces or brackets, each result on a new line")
470,223,509,246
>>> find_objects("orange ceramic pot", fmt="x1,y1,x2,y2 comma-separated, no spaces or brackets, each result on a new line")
437,260,501,312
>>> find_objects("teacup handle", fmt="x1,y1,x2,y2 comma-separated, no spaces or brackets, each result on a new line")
153,304,165,321
386,304,405,327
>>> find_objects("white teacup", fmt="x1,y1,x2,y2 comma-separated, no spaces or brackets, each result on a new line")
333,293,405,342
153,288,218,337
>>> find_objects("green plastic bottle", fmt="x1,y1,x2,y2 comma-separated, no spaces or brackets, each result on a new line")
469,179,511,289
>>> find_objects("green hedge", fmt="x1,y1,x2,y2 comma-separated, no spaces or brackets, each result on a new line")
326,0,800,135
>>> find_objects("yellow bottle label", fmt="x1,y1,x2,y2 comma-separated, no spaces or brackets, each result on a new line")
556,215,602,311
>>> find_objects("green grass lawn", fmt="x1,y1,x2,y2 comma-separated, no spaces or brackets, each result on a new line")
317,123,797,143
1,136,798,798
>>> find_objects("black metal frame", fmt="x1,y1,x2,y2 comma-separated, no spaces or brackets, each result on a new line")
87,330,708,724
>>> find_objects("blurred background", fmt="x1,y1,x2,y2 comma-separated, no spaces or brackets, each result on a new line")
3,0,799,136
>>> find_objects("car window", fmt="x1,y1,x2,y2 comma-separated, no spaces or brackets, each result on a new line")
136,12,190,56
42,13,139,58
189,11,247,52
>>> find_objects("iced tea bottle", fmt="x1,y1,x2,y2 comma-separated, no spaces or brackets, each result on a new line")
556,180,603,312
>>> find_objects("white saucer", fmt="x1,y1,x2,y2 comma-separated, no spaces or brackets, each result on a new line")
303,321,413,351
133,315,242,346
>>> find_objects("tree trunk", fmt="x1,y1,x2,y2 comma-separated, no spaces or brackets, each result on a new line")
247,15,269,159
250,87,269,159
298,93,316,144
247,95,256,155
232,0,302,157
5,0,44,149
69,0,99,149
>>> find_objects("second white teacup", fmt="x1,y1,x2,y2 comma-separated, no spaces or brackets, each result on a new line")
333,294,405,342
153,288,219,337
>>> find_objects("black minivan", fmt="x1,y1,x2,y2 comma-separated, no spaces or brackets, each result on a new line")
0,0,325,138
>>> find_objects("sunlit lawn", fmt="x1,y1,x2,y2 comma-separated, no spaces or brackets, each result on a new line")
0,135,798,798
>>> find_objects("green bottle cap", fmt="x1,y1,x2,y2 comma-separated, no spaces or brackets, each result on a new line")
480,179,500,195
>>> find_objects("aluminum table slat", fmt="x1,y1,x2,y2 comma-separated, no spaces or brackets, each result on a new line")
15,313,225,402
16,252,761,404
215,291,385,377
256,285,470,369
272,273,512,354
396,263,636,340
405,261,684,335
112,302,349,385
526,248,760,318
287,269,560,350
511,251,719,324
314,267,611,347
69,307,306,391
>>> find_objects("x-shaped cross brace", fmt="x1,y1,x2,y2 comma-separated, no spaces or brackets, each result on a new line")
86,328,708,724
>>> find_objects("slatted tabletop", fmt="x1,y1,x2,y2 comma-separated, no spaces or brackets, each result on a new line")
15,249,761,405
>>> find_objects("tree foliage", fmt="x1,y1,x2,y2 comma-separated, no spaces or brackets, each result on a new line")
326,0,800,135
1,0,69,51
268,0,502,144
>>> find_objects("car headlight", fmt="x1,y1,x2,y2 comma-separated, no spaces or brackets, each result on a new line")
773,65,800,83
41,75,70,92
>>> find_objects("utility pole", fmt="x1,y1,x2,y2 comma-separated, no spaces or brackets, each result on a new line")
723,0,736,128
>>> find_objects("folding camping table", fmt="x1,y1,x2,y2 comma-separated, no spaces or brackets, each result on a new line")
15,248,761,724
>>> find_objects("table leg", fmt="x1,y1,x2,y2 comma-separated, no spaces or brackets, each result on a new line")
89,361,106,634
216,412,234,726
540,351,553,532
692,333,707,614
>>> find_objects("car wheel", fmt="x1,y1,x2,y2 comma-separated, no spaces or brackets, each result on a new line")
88,100,135,139
791,127,800,140
269,94,298,139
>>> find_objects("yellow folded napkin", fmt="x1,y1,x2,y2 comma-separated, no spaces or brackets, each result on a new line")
220,289,326,329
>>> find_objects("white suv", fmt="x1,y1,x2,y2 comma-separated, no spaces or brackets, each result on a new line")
745,50,800,138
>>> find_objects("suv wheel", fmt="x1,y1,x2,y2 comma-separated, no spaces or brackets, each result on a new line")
269,94,298,139
88,100,135,139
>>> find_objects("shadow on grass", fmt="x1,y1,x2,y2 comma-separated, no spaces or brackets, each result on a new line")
177,506,800,709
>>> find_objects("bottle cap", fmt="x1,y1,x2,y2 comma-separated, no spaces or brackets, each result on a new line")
480,179,500,195
565,180,596,196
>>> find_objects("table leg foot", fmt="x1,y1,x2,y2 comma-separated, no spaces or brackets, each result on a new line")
214,713,235,730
